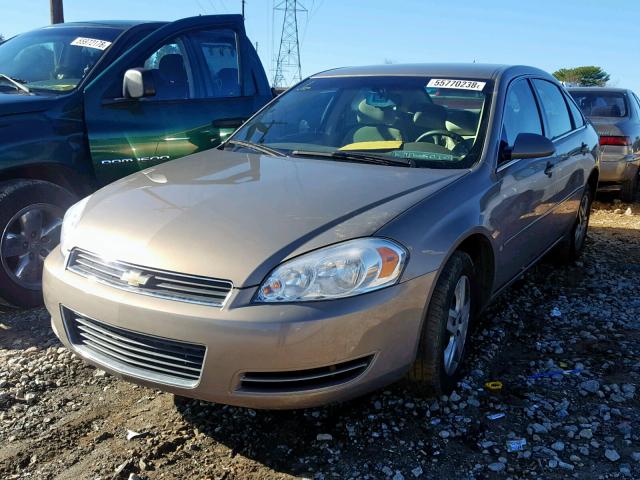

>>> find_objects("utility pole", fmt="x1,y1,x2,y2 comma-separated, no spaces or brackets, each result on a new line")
273,0,306,88
50,0,64,24
241,0,245,19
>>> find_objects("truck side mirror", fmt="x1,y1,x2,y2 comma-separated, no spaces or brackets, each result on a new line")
122,68,156,99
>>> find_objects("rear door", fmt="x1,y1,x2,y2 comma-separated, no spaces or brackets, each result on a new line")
83,15,271,185
530,79,590,235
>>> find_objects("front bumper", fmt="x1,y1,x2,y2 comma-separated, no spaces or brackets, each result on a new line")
44,248,435,409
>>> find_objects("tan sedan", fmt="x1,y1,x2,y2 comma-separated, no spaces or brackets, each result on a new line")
44,64,599,408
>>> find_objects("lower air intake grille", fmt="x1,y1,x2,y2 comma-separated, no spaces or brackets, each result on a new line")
63,308,205,387
239,355,374,393
67,249,233,307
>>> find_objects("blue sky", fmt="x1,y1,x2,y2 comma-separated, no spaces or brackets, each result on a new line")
3,0,640,92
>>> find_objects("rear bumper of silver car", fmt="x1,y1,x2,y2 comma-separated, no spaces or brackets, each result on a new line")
44,248,435,409
598,151,640,186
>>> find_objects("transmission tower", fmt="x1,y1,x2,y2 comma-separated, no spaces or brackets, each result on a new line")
273,0,306,88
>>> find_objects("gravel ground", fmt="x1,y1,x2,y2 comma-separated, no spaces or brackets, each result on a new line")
1,199,639,480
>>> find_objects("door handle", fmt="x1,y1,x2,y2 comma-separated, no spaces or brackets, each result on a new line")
580,142,589,154
544,161,554,177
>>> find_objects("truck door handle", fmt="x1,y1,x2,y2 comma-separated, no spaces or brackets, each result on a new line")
212,118,247,129
544,161,554,177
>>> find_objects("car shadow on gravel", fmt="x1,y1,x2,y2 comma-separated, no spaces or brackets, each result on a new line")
0,306,58,351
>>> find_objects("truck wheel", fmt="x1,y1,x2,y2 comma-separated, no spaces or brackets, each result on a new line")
620,173,639,203
553,186,592,263
0,180,77,308
408,251,475,395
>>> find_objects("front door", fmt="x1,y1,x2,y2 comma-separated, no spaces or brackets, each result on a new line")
83,16,270,185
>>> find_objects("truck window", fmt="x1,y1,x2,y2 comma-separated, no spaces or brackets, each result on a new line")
188,29,241,98
142,40,192,100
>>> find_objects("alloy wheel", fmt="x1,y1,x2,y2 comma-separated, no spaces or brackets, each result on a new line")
574,193,590,247
0,204,63,290
443,275,471,376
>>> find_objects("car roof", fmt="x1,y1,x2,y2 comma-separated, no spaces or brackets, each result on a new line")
44,20,167,29
312,63,552,81
567,87,630,93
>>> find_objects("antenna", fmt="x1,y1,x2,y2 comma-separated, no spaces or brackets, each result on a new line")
273,0,306,88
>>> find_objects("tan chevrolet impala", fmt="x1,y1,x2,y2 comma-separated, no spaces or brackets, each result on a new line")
44,64,599,409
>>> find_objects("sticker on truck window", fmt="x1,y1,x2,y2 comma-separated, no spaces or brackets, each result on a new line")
427,79,486,91
70,37,112,50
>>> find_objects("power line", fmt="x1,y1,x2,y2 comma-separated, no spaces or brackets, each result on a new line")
273,0,306,88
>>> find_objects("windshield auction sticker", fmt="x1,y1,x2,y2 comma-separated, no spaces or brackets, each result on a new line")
70,37,112,50
427,79,486,91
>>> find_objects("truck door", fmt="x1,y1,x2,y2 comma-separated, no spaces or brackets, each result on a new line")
83,15,271,185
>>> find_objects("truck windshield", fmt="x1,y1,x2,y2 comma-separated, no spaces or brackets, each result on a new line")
230,76,492,169
0,26,123,93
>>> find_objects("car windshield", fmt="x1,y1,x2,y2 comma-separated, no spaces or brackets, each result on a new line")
230,76,492,168
0,26,122,93
569,91,628,117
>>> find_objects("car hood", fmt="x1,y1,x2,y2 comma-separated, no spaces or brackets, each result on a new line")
0,91,59,116
73,149,466,287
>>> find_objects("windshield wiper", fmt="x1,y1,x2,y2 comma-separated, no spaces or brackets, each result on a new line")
223,139,286,157
0,73,30,94
290,149,415,167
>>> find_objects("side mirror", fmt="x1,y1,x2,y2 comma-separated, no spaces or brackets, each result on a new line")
122,68,155,99
509,133,555,160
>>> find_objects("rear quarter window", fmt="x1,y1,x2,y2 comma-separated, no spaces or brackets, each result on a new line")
532,79,573,140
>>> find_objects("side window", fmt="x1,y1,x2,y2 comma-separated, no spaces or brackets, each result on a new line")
532,79,573,139
188,29,241,98
142,39,192,100
502,78,542,147
631,93,640,116
565,93,585,128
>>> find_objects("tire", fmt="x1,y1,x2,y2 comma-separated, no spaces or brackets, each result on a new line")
620,173,639,203
408,251,475,395
554,186,592,263
0,180,77,308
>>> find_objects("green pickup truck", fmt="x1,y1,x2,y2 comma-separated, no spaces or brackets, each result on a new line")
0,15,273,307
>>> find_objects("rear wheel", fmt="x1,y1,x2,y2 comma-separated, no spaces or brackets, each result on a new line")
408,251,475,395
620,173,639,203
554,186,592,263
0,180,76,307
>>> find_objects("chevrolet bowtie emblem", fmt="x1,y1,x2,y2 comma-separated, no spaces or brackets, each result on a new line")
120,269,152,288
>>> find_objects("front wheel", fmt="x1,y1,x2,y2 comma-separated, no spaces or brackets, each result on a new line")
0,180,77,307
408,251,475,395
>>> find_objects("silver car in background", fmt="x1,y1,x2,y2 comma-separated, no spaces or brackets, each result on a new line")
569,87,640,201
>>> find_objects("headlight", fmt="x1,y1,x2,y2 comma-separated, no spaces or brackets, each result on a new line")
60,196,91,257
257,238,407,302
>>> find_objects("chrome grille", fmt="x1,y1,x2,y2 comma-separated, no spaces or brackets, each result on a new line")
67,249,233,307
63,308,205,387
239,355,373,393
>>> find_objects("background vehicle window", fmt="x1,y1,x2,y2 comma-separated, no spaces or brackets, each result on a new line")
502,79,542,146
565,94,585,128
630,92,640,116
532,79,573,139
569,90,628,118
142,40,191,100
189,29,240,98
